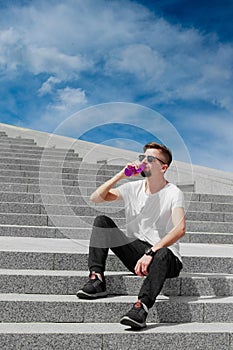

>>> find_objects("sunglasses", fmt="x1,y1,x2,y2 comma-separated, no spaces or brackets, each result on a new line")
138,154,167,165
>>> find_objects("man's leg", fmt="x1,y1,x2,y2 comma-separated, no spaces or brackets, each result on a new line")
77,215,149,299
77,215,115,299
138,247,183,308
120,247,183,328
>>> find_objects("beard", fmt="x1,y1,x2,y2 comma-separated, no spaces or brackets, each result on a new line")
141,170,152,177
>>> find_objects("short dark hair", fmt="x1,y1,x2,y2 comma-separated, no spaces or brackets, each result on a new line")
143,142,172,166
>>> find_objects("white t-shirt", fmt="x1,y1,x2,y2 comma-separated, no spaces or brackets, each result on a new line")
117,180,184,261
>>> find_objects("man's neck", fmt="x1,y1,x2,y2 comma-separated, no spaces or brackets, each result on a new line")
145,176,168,194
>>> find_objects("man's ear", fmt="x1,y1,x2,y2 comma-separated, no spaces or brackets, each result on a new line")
161,164,169,173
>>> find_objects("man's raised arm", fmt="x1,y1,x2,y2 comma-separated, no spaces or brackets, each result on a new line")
90,169,126,203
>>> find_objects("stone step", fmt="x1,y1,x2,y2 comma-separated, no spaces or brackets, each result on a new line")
0,269,232,297
0,211,230,228
0,166,198,196
0,169,83,179
0,156,121,168
0,169,73,183
184,232,233,244
1,192,233,221
0,166,123,178
1,178,231,205
0,294,232,323
0,192,35,203
0,201,231,224
1,172,233,204
0,183,28,193
0,201,231,228
1,191,233,212
0,175,79,185
0,144,45,151
42,199,233,214
0,152,81,161
0,238,232,273
0,202,125,216
0,157,84,167
0,214,233,238
0,174,233,209
0,163,123,176
0,138,35,144
0,213,124,226
187,220,233,233
0,160,231,203
0,322,232,350
0,191,97,206
0,191,94,204
0,172,122,186
192,193,233,204
0,213,49,226
0,144,76,152
0,225,61,238
0,183,94,195
0,175,183,192
0,149,76,156
0,224,232,244
0,202,42,214
186,211,233,222
0,176,124,189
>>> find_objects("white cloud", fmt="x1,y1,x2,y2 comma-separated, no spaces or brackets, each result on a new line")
0,0,232,174
27,87,87,132
50,87,87,111
38,76,61,96
26,46,92,79
0,27,22,71
0,26,93,79
1,1,232,112
106,44,166,80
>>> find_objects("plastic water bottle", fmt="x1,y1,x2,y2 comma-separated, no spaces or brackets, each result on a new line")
124,162,146,177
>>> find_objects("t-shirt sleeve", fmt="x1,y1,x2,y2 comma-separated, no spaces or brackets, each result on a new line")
172,188,185,209
116,182,131,204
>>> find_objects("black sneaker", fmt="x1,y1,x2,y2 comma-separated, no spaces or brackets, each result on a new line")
120,300,148,329
76,272,107,299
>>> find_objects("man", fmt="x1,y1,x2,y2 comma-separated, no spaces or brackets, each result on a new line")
77,142,186,329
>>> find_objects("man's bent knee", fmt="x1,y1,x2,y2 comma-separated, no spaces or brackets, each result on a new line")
93,215,117,229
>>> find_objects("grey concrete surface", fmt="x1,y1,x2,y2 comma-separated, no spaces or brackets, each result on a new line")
0,323,231,350
0,270,232,296
1,122,233,195
0,127,232,348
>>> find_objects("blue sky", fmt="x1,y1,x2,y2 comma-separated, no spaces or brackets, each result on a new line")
0,0,232,172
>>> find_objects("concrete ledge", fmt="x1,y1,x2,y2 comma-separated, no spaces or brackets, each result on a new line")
0,225,232,244
0,323,231,350
0,270,232,297
0,238,232,273
0,294,232,323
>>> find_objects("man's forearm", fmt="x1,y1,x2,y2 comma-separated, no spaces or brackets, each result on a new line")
152,220,186,252
90,170,125,203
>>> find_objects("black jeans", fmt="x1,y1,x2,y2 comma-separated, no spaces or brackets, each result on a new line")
88,215,183,309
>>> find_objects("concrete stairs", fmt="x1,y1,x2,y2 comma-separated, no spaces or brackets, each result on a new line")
0,131,232,349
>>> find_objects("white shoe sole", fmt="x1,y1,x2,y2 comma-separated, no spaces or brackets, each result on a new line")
120,316,146,329
76,290,107,299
